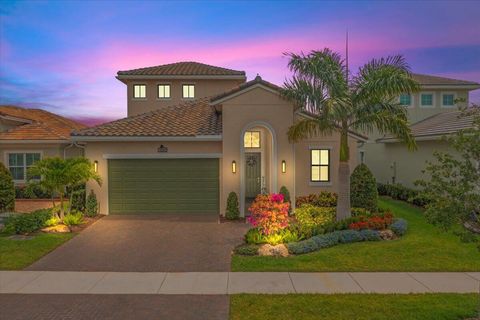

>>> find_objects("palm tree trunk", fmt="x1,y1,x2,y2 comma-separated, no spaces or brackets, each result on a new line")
59,193,65,220
336,130,351,221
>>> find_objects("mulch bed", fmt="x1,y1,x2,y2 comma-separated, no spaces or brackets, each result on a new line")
69,215,104,233
218,215,247,224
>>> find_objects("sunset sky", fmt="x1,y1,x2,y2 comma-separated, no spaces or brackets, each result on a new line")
1,0,479,125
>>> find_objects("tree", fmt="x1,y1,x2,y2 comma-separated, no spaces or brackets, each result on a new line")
27,157,101,220
0,162,15,212
416,105,480,231
283,49,418,220
350,163,378,212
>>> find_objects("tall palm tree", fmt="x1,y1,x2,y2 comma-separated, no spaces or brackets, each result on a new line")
282,49,419,221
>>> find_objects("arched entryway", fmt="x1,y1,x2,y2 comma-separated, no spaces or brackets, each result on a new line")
239,121,277,216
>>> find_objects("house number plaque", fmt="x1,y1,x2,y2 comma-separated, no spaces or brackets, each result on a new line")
158,144,168,153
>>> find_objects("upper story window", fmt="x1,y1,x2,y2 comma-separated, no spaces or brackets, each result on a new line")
420,93,434,107
182,84,195,99
133,84,146,99
8,152,41,182
442,93,455,107
158,84,171,99
311,149,330,182
244,131,260,148
399,94,412,106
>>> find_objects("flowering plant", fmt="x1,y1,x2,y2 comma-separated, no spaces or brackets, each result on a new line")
348,212,394,231
247,193,290,235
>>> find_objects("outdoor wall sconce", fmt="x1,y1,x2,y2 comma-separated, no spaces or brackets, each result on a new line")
282,160,286,173
232,160,236,173
94,160,98,173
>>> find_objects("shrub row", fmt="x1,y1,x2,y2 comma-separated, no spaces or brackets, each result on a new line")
295,191,337,208
287,229,382,255
377,183,430,207
4,209,53,234
15,185,53,199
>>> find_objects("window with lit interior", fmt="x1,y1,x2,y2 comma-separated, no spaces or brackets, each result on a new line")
133,84,146,99
158,84,171,99
244,131,260,148
310,149,330,182
182,84,195,99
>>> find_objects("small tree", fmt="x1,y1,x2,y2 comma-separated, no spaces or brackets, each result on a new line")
0,162,15,212
85,190,99,217
225,192,240,220
350,163,378,212
416,106,480,231
28,157,101,220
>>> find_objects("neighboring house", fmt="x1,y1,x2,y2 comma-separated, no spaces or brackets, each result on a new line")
363,74,480,187
72,62,366,216
374,111,477,188
0,105,86,185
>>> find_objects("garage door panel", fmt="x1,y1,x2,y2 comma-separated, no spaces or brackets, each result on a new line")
108,159,219,214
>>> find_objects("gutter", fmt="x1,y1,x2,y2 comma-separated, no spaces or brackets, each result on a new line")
70,135,223,142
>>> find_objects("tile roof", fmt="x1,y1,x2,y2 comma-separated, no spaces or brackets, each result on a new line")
72,97,221,137
412,73,479,86
0,105,86,141
210,75,282,103
117,61,245,77
378,110,475,142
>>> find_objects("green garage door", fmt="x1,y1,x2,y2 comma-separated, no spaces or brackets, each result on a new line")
108,158,219,214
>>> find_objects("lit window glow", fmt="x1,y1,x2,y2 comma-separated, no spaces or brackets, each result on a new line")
311,149,329,182
158,84,171,99
182,84,195,98
244,131,260,148
133,84,146,98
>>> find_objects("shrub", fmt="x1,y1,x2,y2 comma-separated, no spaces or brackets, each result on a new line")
295,191,337,208
351,207,373,217
68,185,86,212
63,212,84,226
4,209,52,234
377,183,429,207
225,192,240,220
348,213,394,231
247,193,290,235
264,233,284,245
390,218,408,236
85,190,98,217
44,216,60,227
338,229,364,243
350,164,378,212
245,228,266,244
0,162,15,212
455,230,478,243
279,186,291,210
280,228,302,243
234,244,259,256
294,205,335,228
359,229,382,241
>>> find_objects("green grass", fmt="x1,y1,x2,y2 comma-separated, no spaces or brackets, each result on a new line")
0,232,74,270
230,294,479,320
232,198,480,271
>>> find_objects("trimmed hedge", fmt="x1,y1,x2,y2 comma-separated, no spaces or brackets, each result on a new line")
350,164,378,212
4,209,53,234
15,185,53,199
377,183,430,207
296,191,337,208
287,229,382,255
226,191,240,220
0,162,15,212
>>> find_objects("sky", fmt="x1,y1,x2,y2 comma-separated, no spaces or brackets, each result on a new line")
1,0,479,125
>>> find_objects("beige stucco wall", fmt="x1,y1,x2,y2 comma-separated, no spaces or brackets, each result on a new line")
125,78,244,116
83,141,222,215
364,139,453,188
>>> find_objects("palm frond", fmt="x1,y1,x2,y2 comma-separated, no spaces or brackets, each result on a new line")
287,117,335,143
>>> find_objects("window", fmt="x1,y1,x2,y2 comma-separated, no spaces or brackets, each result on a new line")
442,94,455,107
244,131,260,148
8,152,41,181
399,94,411,106
421,93,433,107
158,84,171,99
182,84,195,99
310,149,330,182
133,84,146,99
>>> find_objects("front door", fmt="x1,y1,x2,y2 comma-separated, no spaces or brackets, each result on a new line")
245,153,261,198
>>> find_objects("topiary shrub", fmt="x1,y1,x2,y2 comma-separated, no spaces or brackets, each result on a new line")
225,191,240,220
350,164,378,212
0,162,15,212
85,190,98,217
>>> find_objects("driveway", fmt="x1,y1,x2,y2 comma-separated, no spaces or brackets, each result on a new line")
26,214,249,272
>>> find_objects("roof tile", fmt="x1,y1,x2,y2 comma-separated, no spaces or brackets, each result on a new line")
118,61,245,76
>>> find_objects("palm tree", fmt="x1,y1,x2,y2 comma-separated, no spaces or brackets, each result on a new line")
282,49,419,221
28,157,101,220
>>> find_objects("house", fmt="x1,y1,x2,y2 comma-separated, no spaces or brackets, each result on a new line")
363,74,480,187
71,62,366,216
0,105,86,185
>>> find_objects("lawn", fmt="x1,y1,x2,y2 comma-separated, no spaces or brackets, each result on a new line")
230,294,478,320
0,232,74,270
231,197,480,271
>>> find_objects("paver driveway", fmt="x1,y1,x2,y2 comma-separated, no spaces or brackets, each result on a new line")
26,214,249,272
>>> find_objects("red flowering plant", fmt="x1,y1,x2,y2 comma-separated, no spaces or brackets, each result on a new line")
348,212,394,231
247,193,290,235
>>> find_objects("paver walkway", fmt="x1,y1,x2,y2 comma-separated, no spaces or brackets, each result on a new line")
2,271,479,294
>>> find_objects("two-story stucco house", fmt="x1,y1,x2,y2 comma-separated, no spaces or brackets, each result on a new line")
363,74,480,187
72,62,366,216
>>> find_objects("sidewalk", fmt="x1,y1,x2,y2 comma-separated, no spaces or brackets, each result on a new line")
1,271,479,294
